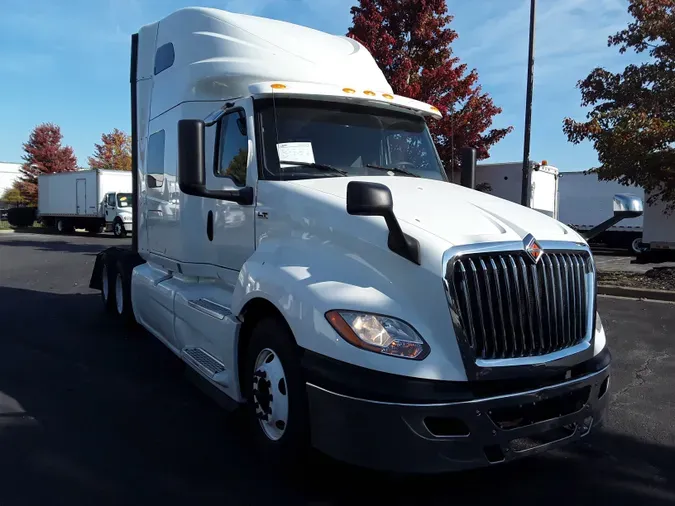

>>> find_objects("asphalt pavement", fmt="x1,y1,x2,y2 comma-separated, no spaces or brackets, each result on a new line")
0,231,674,506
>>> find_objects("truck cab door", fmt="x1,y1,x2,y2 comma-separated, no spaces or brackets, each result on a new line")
205,98,256,275
104,193,116,223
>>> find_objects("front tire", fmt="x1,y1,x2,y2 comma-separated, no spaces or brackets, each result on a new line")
113,219,127,238
244,317,310,470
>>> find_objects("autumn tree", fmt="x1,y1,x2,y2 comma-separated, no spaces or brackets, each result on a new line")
18,123,77,205
564,0,675,210
347,0,512,174
88,128,132,171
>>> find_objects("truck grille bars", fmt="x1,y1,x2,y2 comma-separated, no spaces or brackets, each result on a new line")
447,248,594,360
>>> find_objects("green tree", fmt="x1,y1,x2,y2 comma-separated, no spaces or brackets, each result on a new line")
563,0,675,210
1,185,25,206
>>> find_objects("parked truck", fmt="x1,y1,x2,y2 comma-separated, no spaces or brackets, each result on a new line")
558,171,644,254
88,8,644,473
38,169,133,237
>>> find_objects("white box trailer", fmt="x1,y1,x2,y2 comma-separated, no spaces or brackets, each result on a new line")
38,169,133,237
642,192,675,253
558,171,644,253
475,161,559,219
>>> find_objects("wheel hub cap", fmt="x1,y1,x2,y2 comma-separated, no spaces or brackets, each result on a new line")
252,348,288,441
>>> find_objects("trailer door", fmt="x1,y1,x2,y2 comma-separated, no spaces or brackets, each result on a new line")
530,168,557,219
76,178,86,215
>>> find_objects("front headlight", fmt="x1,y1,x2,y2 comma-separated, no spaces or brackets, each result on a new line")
122,215,132,222
325,311,429,360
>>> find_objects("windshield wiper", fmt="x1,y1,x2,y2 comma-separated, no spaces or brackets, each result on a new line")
279,160,348,176
366,164,420,178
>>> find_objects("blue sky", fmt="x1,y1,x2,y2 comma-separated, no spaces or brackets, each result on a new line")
0,0,643,170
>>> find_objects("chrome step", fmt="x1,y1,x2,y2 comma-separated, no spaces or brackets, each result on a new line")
182,347,228,387
187,298,232,320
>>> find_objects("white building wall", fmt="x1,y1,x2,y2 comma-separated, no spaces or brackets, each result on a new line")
0,163,21,205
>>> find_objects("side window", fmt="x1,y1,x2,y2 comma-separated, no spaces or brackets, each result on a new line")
107,194,115,206
147,130,165,189
154,43,175,75
216,111,248,186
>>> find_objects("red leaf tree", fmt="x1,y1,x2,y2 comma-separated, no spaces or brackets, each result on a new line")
18,123,77,205
347,0,512,175
88,128,132,171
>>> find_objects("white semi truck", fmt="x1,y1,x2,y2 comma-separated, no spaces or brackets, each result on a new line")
88,7,644,473
38,169,133,237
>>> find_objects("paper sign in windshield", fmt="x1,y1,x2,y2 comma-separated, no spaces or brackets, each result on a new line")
277,142,315,168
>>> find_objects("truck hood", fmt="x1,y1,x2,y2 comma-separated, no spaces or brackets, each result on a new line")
290,177,581,247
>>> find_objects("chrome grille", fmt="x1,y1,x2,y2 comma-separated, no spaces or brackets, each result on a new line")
448,251,593,360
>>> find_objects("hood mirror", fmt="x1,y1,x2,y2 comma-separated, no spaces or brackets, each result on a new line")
613,193,644,219
347,181,420,265
581,193,644,242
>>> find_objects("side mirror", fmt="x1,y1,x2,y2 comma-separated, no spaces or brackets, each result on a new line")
177,119,253,205
146,174,164,189
177,119,206,195
346,180,393,216
613,193,644,219
346,181,420,265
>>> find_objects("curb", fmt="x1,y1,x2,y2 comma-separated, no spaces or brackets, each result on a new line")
598,284,675,302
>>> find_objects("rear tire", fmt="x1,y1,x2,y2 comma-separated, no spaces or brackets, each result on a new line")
56,218,71,234
87,225,104,235
631,237,647,255
244,317,310,473
114,259,136,326
100,260,116,313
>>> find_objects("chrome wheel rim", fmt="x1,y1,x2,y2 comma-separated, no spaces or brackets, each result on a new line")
252,348,289,441
114,223,122,236
57,220,64,232
115,273,124,314
102,265,109,302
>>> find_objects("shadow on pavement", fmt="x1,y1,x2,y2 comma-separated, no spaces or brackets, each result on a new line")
0,285,673,505
0,239,108,255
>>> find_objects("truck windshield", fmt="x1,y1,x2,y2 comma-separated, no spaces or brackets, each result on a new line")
117,193,133,208
257,98,446,181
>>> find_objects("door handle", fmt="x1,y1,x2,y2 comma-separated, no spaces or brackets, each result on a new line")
207,210,214,242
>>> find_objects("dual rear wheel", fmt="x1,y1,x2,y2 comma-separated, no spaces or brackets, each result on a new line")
100,256,135,325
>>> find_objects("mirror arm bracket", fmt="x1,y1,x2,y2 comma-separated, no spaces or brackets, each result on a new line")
383,214,421,265
581,212,642,241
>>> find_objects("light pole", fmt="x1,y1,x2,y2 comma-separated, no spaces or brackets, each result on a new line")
521,0,536,207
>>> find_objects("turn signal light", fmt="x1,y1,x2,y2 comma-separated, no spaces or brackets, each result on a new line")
343,88,356,94
270,83,287,89
363,90,376,96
